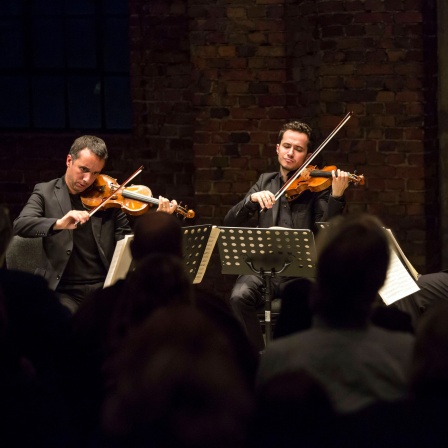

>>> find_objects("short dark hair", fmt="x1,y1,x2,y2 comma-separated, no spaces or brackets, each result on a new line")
311,213,390,327
69,135,108,161
277,121,312,145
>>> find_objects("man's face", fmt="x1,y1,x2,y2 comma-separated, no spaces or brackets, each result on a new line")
65,148,105,195
276,130,309,176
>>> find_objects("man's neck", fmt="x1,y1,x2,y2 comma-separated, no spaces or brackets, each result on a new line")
279,167,292,183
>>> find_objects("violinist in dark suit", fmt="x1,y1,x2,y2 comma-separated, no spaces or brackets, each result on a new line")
223,121,350,351
13,135,176,313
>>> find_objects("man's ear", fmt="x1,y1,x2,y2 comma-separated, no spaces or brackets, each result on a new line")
66,154,72,167
276,144,279,154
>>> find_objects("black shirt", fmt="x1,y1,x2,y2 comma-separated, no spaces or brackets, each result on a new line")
59,194,107,285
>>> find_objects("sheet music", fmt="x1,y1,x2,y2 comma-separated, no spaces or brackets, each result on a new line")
385,228,419,281
104,234,134,288
192,226,220,284
378,248,420,305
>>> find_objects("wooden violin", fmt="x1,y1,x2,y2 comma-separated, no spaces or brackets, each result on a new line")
285,165,365,201
81,174,195,219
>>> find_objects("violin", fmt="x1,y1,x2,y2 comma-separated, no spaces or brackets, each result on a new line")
81,174,195,219
284,165,365,202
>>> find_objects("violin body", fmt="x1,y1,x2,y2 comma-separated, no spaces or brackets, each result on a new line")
81,174,195,219
81,174,149,216
285,165,365,202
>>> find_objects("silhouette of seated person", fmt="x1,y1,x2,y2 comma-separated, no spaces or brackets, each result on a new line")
250,369,336,448
68,212,192,445
272,277,314,340
70,211,185,366
100,305,255,448
0,205,77,446
333,301,448,448
257,213,415,414
0,205,71,374
194,287,260,390
272,253,413,341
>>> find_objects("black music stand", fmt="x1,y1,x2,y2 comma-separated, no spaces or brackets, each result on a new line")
217,227,317,344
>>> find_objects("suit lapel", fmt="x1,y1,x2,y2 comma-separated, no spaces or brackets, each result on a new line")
54,177,72,217
259,174,281,228
271,176,281,226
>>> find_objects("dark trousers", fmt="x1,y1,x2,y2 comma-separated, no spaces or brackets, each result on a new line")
56,281,104,314
394,271,448,329
229,274,305,351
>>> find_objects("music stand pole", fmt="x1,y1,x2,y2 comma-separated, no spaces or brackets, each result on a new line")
217,227,317,345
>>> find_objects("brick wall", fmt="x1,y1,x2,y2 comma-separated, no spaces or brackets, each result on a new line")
0,0,439,297
189,0,439,289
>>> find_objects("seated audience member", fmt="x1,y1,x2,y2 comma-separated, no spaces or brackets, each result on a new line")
250,369,335,448
68,251,194,446
271,278,413,341
101,305,255,448
70,212,185,379
0,205,70,378
272,278,314,340
406,301,448,446
67,212,187,444
194,288,260,390
257,213,415,414
333,301,448,448
0,207,76,445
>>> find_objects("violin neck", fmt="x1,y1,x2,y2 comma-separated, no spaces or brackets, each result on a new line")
311,170,359,183
122,189,159,206
122,188,195,219
310,170,332,178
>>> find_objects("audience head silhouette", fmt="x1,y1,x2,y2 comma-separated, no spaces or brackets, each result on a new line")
131,212,183,260
102,305,254,448
112,253,194,335
312,213,390,327
253,369,334,448
410,302,448,394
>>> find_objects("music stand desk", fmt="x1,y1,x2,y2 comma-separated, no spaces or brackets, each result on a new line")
217,226,317,344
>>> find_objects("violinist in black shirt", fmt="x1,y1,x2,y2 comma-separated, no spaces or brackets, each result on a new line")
14,135,176,313
223,121,350,351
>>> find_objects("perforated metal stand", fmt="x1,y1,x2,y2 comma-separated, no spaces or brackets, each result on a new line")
217,227,317,344
182,224,216,283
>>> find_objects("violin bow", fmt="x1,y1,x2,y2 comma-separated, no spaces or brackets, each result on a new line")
272,111,353,203
87,165,144,217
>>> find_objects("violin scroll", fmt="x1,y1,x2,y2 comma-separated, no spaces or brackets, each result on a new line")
348,172,364,186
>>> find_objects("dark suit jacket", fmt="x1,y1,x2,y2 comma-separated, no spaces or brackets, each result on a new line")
13,176,132,290
223,172,345,229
